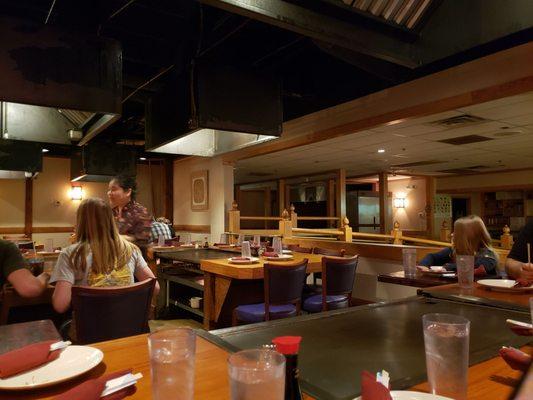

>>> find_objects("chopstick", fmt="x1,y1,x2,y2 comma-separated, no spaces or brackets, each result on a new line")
50,341,71,351
101,372,143,397
528,243,531,265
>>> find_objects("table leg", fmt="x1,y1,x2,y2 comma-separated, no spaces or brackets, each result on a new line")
203,272,215,330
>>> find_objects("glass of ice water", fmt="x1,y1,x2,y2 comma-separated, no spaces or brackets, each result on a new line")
228,349,285,400
423,313,470,400
148,328,196,400
402,248,417,278
241,241,252,258
272,237,283,256
456,255,474,289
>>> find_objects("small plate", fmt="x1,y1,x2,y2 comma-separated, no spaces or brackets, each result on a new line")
477,279,533,292
354,391,453,400
228,257,259,264
263,254,294,261
0,346,103,390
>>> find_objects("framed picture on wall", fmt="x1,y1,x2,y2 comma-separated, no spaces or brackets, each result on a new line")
191,170,209,211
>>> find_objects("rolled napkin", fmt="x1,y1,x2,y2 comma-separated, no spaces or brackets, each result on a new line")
361,370,392,400
0,340,61,378
473,266,487,277
54,369,136,400
499,347,532,372
506,319,533,336
514,278,533,288
262,252,279,258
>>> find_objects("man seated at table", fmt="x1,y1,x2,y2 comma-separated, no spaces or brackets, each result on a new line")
505,220,533,280
0,239,50,297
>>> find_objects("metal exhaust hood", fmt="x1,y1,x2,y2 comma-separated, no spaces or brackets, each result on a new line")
145,62,282,156
70,143,137,182
0,139,42,179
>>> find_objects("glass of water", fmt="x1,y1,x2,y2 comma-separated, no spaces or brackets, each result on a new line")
423,313,470,400
148,328,196,400
272,237,283,256
228,349,285,400
241,241,252,258
402,248,417,278
456,255,474,289
530,297,533,325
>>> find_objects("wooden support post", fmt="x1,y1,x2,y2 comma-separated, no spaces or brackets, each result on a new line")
378,172,388,234
279,209,292,238
278,179,285,216
290,204,297,228
425,177,436,239
500,225,513,249
391,221,402,245
163,158,174,221
440,220,451,242
336,169,346,229
340,216,352,242
264,187,271,229
24,177,32,238
328,178,335,228
228,201,240,238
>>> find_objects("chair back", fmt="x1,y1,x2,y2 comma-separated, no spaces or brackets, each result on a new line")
313,247,346,257
264,259,308,320
72,278,155,344
287,244,313,253
322,256,359,309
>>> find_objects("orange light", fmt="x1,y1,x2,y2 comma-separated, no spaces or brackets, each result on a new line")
70,186,83,200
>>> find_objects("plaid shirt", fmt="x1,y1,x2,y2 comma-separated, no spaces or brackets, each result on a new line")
112,201,152,248
151,221,173,243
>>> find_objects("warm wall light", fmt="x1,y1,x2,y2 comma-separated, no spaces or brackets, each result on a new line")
70,186,83,200
393,197,406,208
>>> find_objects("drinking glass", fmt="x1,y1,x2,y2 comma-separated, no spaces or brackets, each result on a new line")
228,349,285,400
402,248,417,278
158,234,165,247
241,241,252,258
423,313,470,400
253,235,261,245
238,234,244,246
148,328,196,400
44,238,54,253
273,237,283,255
456,255,474,289
182,233,191,245
220,233,228,245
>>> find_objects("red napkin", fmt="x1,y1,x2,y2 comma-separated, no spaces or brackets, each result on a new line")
499,347,532,372
54,369,136,400
0,340,60,378
515,278,533,288
473,266,487,277
361,371,392,400
262,252,279,257
509,325,533,336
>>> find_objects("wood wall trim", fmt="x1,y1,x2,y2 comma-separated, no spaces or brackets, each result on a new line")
0,227,25,234
173,224,211,233
222,42,533,163
378,172,388,234
0,226,74,234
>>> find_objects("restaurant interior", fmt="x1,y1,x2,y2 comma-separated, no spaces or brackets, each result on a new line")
0,1,532,399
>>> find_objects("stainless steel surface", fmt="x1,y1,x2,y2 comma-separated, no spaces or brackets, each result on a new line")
208,297,530,400
0,320,60,355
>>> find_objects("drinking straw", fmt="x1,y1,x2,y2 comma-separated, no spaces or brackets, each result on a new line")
527,243,531,265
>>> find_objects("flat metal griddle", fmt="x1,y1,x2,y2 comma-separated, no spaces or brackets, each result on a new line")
203,297,530,400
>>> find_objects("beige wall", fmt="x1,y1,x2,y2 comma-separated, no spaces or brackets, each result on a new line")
173,156,234,242
437,170,533,191
388,177,427,231
0,156,163,247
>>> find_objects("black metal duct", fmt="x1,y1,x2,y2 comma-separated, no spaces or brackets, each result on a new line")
71,143,137,182
0,139,42,179
145,62,282,156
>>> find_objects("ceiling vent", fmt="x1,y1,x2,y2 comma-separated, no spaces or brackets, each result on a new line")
0,139,42,179
438,135,493,145
429,114,487,128
71,143,137,182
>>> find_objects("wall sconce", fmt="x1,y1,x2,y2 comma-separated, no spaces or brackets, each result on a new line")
393,197,406,208
70,186,83,201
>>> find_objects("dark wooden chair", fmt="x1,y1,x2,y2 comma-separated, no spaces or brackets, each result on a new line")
232,259,308,326
71,278,156,344
310,247,346,286
303,256,358,313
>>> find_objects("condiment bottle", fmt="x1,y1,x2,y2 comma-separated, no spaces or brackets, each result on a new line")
203,236,209,248
272,336,302,400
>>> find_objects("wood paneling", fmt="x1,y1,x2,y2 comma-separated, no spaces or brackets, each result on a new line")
336,169,346,222
378,172,388,234
0,226,74,234
0,227,25,234
173,224,211,233
24,178,32,237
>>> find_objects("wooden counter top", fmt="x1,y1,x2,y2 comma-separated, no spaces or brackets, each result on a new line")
200,252,324,279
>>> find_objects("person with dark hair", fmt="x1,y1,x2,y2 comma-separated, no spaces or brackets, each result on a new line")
107,175,152,252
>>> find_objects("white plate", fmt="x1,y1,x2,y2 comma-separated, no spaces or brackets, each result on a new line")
282,250,293,254
477,279,533,292
263,254,294,261
354,391,453,400
0,345,103,390
228,257,259,264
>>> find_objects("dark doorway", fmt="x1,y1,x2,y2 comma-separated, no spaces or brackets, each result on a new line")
452,198,470,223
